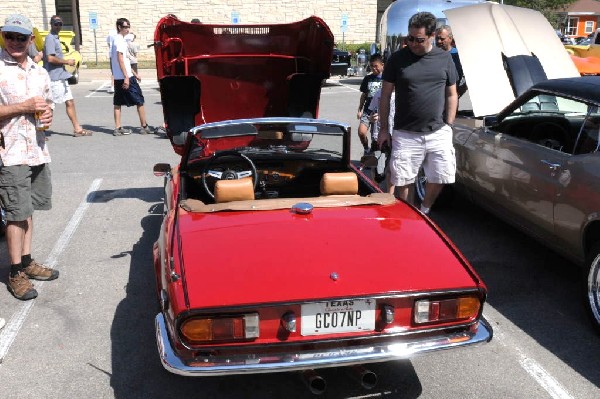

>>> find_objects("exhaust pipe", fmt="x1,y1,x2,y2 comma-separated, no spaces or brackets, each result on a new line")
302,369,327,395
348,365,378,390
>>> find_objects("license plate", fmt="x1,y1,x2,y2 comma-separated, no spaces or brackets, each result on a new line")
301,299,376,336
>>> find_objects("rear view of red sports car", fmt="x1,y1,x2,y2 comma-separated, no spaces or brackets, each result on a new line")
151,15,491,390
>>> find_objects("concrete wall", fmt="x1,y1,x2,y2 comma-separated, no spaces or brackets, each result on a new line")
1,1,380,63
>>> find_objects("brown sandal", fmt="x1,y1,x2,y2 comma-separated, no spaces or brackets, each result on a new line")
73,129,93,137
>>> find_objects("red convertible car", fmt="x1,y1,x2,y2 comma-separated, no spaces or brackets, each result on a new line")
151,15,491,387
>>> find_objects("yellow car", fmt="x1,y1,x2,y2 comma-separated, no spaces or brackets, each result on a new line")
0,27,83,84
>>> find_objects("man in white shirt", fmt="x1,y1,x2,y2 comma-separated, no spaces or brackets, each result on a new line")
106,29,117,93
109,18,153,136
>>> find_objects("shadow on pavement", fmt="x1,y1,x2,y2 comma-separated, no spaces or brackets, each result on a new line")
88,187,165,203
430,195,600,389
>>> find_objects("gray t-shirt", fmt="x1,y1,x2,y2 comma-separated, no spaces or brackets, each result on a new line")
383,46,457,132
43,33,72,81
27,43,39,59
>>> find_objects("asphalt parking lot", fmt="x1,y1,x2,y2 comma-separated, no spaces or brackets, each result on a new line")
0,68,598,398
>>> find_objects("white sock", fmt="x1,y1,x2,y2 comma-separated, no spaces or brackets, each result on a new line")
420,205,430,214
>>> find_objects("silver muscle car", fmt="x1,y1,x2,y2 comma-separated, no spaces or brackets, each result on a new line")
414,3,600,331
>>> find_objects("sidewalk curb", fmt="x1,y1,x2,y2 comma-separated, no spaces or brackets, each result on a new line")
79,68,158,82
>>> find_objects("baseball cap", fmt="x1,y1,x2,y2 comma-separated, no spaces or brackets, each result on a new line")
2,14,33,36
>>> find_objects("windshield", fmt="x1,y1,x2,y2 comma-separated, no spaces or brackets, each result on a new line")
186,120,347,166
507,93,589,119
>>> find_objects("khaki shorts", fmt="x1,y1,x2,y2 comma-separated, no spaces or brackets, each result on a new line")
50,80,74,104
389,125,456,186
0,164,52,221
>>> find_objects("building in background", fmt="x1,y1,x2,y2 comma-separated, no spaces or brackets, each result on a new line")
1,0,391,64
557,0,600,38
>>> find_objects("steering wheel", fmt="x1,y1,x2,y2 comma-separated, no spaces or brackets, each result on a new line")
202,151,259,199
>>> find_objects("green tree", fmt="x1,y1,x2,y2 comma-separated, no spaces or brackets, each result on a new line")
503,0,576,27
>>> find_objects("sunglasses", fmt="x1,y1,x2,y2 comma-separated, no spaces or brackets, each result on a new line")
121,25,130,29
407,35,428,44
3,33,30,43
52,21,63,26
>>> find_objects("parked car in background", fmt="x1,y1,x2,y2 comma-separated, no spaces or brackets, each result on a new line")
0,27,84,85
330,47,351,77
414,3,600,331
150,14,491,389
574,35,591,45
565,29,600,76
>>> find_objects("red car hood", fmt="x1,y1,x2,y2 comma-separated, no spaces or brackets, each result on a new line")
177,203,481,309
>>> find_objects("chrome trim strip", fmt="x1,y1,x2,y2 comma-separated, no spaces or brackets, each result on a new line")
190,117,350,132
156,313,492,377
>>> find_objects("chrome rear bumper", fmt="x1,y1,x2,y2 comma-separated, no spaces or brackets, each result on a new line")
156,313,492,376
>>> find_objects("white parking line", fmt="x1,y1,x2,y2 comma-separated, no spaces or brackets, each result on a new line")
519,352,575,399
487,314,575,399
0,178,103,364
86,80,159,98
337,82,361,92
321,89,360,95
85,82,110,97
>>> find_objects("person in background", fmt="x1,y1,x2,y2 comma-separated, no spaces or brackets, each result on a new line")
28,42,42,63
368,88,396,188
43,15,92,137
110,18,153,136
125,32,139,75
0,14,59,301
356,54,384,155
106,29,117,93
377,12,458,215
435,25,467,97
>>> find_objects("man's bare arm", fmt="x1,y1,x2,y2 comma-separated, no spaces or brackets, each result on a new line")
445,84,458,125
47,54,74,67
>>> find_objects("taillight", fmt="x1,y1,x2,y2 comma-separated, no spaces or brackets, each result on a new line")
180,313,259,344
414,296,480,324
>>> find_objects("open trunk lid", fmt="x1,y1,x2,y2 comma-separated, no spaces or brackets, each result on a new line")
153,15,334,154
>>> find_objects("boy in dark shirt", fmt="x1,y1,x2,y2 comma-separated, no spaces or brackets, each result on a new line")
356,54,384,155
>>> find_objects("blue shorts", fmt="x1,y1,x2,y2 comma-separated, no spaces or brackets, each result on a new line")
113,77,145,107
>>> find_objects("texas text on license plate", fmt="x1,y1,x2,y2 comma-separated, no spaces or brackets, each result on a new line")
300,299,376,336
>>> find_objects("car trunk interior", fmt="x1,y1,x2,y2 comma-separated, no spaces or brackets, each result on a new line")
155,16,333,135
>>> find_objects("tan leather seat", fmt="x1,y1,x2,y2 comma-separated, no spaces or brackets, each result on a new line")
320,172,358,196
214,178,255,203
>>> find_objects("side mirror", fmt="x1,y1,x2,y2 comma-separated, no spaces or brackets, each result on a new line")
153,163,171,176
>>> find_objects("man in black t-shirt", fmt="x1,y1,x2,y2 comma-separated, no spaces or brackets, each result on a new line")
356,54,384,154
377,12,458,214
